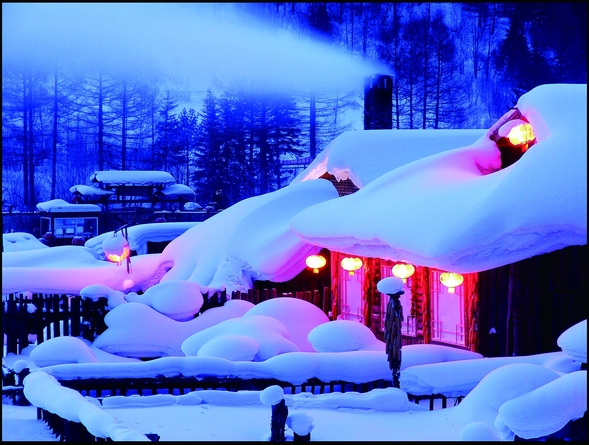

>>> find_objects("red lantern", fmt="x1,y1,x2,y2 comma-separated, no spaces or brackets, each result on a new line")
306,254,326,273
392,263,415,283
340,257,363,275
440,272,464,294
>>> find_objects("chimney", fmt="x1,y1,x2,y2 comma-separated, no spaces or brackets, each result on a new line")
364,74,393,130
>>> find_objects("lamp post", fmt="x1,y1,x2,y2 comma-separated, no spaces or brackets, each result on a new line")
377,276,405,388
102,224,131,273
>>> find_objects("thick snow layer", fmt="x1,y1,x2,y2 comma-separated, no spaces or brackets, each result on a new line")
557,319,587,363
158,179,338,292
292,129,487,188
182,315,299,361
399,352,576,397
496,370,587,439
90,170,176,186
307,320,384,352
159,183,195,197
69,184,114,196
2,232,49,252
89,299,254,359
290,84,587,273
85,222,199,257
36,198,101,213
243,297,329,352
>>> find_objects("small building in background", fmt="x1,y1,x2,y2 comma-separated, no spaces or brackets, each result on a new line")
36,199,102,246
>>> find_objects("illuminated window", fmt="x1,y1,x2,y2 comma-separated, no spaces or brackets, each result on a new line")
430,270,465,346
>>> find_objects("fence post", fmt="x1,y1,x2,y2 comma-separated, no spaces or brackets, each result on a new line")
313,290,321,308
271,288,277,300
4,294,18,354
62,295,70,337
70,296,82,338
322,287,331,317
31,294,45,346
51,294,61,340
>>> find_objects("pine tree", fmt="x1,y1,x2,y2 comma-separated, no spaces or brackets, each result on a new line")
154,91,179,172
194,89,225,208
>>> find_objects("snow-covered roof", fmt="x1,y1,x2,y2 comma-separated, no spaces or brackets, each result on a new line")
36,199,102,213
159,184,196,197
85,222,200,257
69,185,115,196
292,129,486,189
2,232,49,252
90,171,176,187
289,84,587,273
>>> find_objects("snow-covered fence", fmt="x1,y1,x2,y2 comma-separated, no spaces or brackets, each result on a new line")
2,287,327,361
2,293,107,357
56,376,394,399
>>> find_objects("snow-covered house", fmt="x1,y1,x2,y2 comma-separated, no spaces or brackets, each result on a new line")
72,170,196,210
36,199,103,246
281,83,587,356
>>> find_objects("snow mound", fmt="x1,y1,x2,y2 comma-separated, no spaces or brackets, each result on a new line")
244,297,329,352
30,336,99,367
557,319,586,364
308,320,383,352
197,334,259,361
182,314,299,361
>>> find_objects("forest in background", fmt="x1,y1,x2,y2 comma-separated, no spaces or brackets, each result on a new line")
2,2,587,212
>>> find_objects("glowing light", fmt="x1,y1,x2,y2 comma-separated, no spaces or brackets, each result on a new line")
498,119,535,146
305,254,326,273
102,235,131,265
392,263,415,283
440,272,464,294
340,257,363,275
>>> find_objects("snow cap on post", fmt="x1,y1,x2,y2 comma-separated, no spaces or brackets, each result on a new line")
377,276,405,295
260,385,284,406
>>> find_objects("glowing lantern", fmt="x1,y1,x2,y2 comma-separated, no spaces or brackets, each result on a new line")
306,254,326,273
340,257,363,275
392,263,415,283
102,234,131,264
440,272,464,294
498,119,535,149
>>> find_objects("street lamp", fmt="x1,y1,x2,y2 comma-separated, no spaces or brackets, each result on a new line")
102,224,131,273
377,276,405,388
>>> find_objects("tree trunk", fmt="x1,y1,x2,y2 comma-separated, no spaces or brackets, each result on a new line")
51,67,58,200
309,90,316,158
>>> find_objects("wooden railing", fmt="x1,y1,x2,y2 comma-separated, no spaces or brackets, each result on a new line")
2,293,108,357
2,287,331,360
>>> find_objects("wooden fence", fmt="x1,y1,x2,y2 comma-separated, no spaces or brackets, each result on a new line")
229,287,332,317
2,287,331,359
2,293,109,357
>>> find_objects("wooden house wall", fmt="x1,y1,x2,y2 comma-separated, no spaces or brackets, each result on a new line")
477,244,587,358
